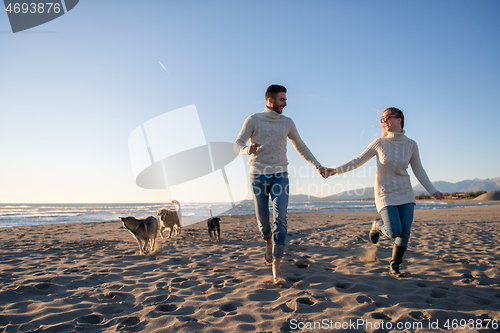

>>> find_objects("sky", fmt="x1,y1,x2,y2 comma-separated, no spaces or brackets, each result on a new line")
1,0,499,204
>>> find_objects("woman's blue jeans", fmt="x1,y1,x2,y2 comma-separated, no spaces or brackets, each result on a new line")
379,203,415,247
250,172,289,258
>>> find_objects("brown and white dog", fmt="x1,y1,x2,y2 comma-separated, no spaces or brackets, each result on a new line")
120,216,158,255
156,200,182,239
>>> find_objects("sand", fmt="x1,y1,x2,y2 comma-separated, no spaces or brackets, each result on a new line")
475,191,500,201
1,204,500,332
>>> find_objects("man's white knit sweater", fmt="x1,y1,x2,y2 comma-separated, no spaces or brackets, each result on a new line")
235,107,321,175
336,131,438,212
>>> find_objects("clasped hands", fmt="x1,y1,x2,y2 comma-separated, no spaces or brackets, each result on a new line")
317,166,336,179
250,144,337,179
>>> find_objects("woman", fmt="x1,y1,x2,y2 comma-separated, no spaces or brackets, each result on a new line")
326,107,444,277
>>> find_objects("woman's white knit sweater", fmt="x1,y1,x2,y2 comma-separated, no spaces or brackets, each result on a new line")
234,107,321,175
336,131,438,212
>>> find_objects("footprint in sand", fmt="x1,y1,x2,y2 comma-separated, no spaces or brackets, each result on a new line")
96,303,126,315
106,284,123,290
98,291,131,303
288,276,303,283
116,317,140,330
207,292,226,300
144,295,169,305
429,288,449,298
156,304,178,313
76,314,102,324
211,279,225,289
334,281,353,290
477,314,496,322
273,303,294,313
63,268,80,274
172,277,188,283
178,280,201,289
247,289,281,302
297,297,314,305
219,302,239,312
14,285,48,296
356,295,373,304
408,311,429,321
34,282,52,290
294,260,309,268
286,297,316,312
211,310,226,318
461,273,475,283
155,281,170,290
177,316,199,323
232,314,257,324
371,312,392,320
237,324,256,331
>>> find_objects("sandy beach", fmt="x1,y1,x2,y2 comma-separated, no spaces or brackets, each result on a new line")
1,204,499,332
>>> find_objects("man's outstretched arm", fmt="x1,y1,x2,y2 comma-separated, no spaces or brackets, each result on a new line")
287,120,327,178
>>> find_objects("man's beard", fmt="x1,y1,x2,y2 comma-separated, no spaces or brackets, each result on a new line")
272,105,283,114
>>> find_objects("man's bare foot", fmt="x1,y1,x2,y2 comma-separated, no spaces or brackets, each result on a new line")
264,239,272,265
272,257,285,285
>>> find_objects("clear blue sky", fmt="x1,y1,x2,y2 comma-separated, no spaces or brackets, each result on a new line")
1,1,499,203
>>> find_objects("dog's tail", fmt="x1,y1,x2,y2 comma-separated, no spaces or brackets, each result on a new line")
171,200,181,212
171,200,182,224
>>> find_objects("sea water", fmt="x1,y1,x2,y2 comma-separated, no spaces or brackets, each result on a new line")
0,200,491,228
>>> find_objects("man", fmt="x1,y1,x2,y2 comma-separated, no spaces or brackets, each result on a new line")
234,84,327,284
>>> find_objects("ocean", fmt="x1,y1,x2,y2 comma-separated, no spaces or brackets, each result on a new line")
0,200,492,229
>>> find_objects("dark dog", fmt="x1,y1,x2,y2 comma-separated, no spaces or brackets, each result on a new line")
120,216,158,255
207,217,221,241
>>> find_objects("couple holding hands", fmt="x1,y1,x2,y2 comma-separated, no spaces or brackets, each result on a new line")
235,84,444,284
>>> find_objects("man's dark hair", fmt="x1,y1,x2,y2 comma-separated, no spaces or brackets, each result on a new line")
265,84,287,101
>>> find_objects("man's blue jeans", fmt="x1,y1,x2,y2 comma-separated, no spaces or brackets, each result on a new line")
250,172,289,258
379,203,415,247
